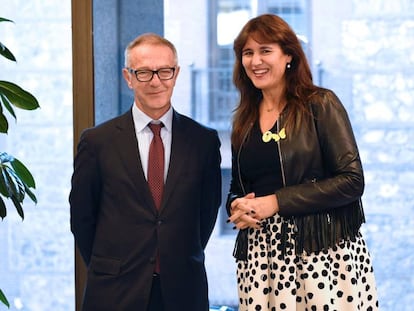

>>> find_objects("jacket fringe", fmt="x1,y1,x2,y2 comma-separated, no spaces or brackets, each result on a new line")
233,199,365,261
233,229,248,260
293,199,365,256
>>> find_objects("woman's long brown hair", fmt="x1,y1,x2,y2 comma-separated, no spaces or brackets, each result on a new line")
231,14,317,149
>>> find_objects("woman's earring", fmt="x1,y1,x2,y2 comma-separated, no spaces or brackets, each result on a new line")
286,62,291,69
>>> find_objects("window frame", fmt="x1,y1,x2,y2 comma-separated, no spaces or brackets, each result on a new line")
71,0,94,309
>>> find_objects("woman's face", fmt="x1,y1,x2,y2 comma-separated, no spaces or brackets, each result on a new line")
241,36,292,92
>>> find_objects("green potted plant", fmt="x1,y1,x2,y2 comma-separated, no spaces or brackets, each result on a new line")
0,17,40,308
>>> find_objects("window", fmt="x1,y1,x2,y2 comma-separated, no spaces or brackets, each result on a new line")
0,2,74,310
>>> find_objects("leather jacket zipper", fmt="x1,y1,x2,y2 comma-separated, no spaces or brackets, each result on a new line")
236,122,253,196
276,116,287,188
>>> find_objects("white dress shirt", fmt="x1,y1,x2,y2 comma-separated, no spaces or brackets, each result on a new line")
132,104,173,182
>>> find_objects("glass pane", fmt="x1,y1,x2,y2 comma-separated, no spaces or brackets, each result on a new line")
0,1,74,310
165,0,414,310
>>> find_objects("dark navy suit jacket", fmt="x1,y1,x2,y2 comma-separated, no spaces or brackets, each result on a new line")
70,108,222,310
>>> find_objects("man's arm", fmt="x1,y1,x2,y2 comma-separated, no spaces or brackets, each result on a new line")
199,130,222,249
69,130,101,265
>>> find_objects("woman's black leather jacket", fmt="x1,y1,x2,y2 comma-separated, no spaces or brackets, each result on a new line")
227,89,366,260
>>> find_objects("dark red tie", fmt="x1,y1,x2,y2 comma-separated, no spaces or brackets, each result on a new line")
148,123,164,274
148,123,164,210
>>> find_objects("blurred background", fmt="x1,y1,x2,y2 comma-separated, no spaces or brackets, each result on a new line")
1,0,413,310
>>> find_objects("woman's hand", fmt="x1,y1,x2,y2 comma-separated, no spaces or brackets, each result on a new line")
228,192,279,229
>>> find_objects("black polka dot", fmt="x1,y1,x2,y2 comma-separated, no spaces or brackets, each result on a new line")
235,215,378,310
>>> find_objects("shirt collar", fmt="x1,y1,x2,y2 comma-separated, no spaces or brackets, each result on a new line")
132,104,173,133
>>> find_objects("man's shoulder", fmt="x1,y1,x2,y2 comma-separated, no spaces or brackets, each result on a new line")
174,111,217,135
81,110,132,141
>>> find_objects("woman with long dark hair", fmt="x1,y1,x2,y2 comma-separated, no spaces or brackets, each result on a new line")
227,14,379,310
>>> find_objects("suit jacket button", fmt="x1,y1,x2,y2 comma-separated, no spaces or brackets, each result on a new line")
157,220,162,225
149,257,155,263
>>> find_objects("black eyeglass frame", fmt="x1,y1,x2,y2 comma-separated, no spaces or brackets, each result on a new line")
127,67,176,82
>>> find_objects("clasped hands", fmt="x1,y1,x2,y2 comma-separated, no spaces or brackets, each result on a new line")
227,192,279,230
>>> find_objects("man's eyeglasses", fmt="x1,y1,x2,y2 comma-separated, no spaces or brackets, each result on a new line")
127,67,176,82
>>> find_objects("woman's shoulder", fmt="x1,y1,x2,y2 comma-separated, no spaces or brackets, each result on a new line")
309,87,339,102
308,87,346,115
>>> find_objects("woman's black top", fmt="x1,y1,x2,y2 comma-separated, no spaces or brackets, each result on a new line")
239,120,284,197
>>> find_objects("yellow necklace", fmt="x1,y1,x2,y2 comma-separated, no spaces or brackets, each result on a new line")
262,127,286,143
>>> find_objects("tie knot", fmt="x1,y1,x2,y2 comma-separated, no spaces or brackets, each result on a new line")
148,122,163,136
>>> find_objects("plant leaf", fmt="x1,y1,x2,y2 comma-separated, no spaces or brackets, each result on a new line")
0,165,10,197
0,96,13,133
0,288,10,308
0,198,6,219
10,157,36,188
0,166,13,197
0,110,8,133
2,168,17,198
0,18,15,64
0,80,39,110
0,93,17,119
0,155,37,219
24,185,37,204
0,42,16,62
6,167,25,202
0,17,14,23
0,152,14,163
11,195,24,220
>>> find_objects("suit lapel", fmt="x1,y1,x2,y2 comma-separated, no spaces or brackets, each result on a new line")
114,109,155,211
115,110,192,214
161,112,189,211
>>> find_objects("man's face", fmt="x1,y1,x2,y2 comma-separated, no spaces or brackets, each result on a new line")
123,43,180,119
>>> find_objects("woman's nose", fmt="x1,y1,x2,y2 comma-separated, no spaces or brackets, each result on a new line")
251,53,263,65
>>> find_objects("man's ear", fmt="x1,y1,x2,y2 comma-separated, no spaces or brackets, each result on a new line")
175,65,181,76
122,68,133,88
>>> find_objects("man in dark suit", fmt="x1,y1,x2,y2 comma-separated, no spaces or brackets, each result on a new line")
69,33,222,311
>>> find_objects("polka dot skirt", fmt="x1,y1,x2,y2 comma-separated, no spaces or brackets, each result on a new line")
236,214,379,311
